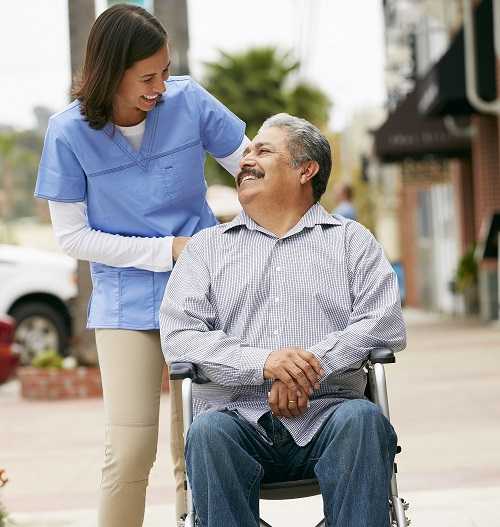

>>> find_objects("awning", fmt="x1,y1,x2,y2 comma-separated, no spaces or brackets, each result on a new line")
373,79,471,162
417,0,496,117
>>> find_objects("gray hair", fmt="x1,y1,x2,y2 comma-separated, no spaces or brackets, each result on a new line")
259,113,332,201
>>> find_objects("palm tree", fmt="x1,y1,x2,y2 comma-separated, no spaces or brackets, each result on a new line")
202,47,331,186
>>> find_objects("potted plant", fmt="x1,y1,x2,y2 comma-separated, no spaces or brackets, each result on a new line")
17,349,102,400
454,247,479,315
17,350,169,400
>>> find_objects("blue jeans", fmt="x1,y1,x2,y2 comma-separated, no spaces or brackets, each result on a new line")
185,399,397,527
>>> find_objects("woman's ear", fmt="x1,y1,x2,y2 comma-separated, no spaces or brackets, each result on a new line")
299,160,320,184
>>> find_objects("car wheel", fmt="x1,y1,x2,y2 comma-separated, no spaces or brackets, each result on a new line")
10,302,70,365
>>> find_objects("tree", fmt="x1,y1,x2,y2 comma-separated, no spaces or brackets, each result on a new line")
67,0,99,366
154,0,190,75
202,47,332,186
0,131,41,226
286,83,331,131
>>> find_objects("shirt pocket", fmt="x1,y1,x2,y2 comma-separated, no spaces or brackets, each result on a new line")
86,163,158,226
151,140,206,206
119,271,155,328
88,271,120,326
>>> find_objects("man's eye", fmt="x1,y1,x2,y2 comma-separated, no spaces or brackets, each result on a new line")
143,78,153,83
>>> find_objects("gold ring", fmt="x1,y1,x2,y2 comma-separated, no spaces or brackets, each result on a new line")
287,400,297,409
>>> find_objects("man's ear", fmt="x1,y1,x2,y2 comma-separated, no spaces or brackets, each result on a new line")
299,160,320,185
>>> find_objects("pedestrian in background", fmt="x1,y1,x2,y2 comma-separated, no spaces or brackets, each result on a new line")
34,4,248,526
333,183,357,220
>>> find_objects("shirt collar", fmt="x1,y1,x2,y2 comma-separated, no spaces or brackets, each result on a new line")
221,202,342,237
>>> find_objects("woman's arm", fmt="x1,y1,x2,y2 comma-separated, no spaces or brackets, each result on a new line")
213,136,251,177
48,200,179,272
48,134,250,270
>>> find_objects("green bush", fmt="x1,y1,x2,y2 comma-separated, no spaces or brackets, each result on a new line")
455,247,478,293
31,349,63,369
0,505,10,527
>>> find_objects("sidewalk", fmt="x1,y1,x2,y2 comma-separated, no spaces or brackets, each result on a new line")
1,309,499,526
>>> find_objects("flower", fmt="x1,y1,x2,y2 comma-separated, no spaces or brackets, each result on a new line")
62,356,78,369
0,470,7,488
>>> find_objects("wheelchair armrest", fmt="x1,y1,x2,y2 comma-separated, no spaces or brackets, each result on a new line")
369,349,396,364
169,362,211,384
169,362,196,380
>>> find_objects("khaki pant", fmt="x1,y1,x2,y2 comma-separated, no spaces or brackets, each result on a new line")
96,329,186,527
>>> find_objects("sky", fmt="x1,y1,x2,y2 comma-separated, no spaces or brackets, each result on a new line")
0,0,386,132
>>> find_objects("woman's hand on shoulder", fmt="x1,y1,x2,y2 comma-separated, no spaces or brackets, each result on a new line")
172,236,191,262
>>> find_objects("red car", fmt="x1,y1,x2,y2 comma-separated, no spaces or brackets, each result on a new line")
0,316,18,384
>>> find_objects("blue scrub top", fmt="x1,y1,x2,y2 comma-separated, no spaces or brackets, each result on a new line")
35,76,246,330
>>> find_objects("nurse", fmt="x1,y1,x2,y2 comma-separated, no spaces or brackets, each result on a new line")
35,4,248,527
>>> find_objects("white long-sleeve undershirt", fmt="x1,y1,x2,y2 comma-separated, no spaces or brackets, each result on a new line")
48,134,250,272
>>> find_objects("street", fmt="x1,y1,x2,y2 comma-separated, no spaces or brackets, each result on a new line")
1,309,499,526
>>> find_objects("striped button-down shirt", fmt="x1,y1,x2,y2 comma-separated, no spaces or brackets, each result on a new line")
160,203,406,446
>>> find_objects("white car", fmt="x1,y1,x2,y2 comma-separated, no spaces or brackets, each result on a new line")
0,244,77,365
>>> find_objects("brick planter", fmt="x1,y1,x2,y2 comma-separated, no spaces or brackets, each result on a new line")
18,366,170,400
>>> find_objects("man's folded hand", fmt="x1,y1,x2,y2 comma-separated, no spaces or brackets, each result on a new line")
268,380,310,417
263,347,324,394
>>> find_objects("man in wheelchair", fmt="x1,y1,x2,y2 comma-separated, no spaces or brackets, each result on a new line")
160,113,406,527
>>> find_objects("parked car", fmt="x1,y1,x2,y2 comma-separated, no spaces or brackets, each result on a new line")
0,315,18,383
0,244,77,365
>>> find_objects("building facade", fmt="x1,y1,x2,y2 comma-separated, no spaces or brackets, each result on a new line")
374,0,499,319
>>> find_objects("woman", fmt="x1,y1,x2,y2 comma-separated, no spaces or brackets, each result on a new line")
35,4,248,526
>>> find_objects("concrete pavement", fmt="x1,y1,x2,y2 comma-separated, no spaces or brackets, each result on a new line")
1,309,499,526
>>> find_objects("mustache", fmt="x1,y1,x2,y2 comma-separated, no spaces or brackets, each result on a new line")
236,168,265,186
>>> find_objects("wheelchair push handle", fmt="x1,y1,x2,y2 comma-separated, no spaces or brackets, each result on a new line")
169,362,196,380
169,362,210,383
369,348,396,364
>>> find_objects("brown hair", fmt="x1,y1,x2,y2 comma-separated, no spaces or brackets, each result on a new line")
72,4,167,129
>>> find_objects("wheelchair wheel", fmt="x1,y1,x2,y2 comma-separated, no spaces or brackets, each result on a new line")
389,496,410,526
181,513,196,527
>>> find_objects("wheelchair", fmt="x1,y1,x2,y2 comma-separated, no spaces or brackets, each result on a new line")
170,348,410,527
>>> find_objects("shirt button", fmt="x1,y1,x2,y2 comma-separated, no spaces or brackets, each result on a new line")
276,267,281,272
273,330,280,336
274,297,280,303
